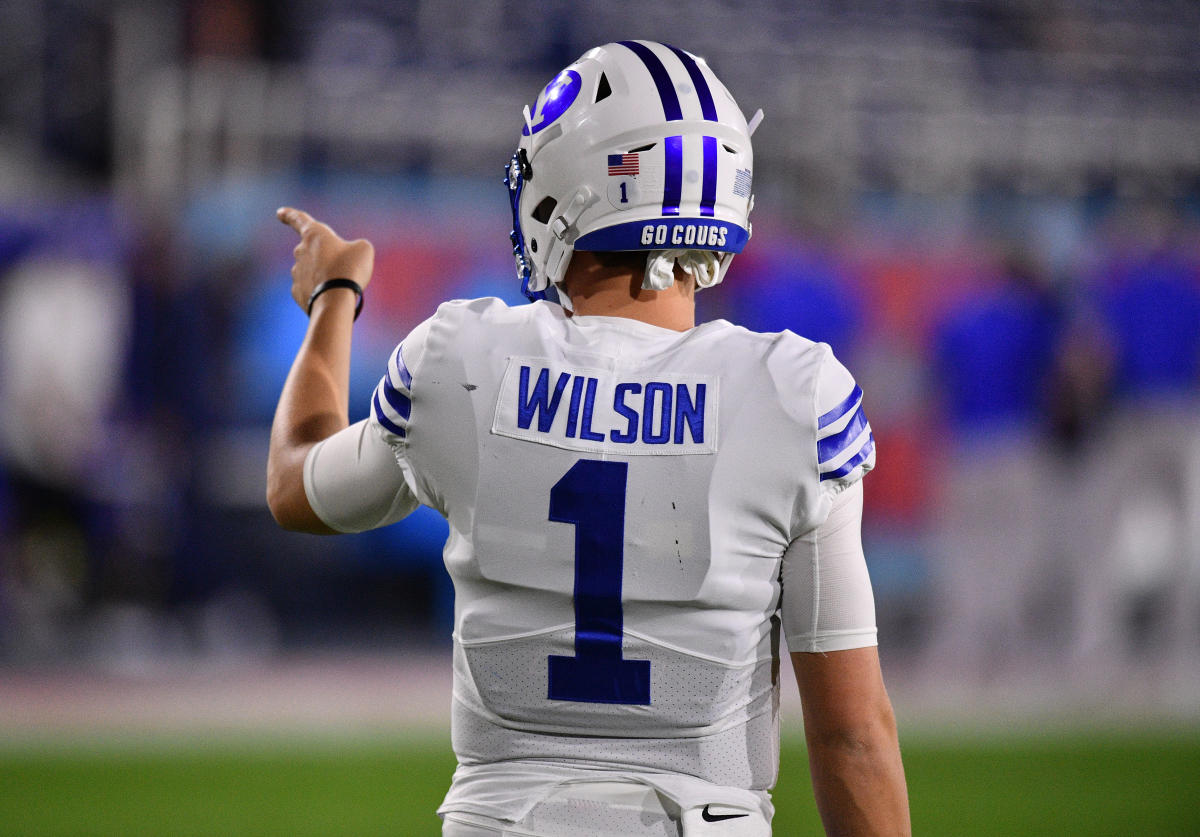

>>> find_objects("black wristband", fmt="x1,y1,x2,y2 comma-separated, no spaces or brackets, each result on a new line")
307,278,364,320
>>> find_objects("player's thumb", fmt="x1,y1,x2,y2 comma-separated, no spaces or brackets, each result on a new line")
276,206,313,234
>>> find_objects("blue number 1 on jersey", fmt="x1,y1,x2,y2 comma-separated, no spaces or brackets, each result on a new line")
547,459,651,705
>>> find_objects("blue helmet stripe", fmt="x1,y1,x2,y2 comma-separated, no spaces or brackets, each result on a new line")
619,41,684,216
618,41,682,120
665,44,718,119
700,136,717,217
665,45,720,217
663,135,683,216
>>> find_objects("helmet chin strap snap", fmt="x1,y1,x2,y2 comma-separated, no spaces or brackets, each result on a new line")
549,187,595,241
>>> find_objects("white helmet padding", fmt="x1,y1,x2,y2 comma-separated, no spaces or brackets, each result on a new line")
505,40,757,302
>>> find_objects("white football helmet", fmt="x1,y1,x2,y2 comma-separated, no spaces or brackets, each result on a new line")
505,40,758,302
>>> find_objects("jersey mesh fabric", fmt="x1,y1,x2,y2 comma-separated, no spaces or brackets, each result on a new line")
450,636,779,788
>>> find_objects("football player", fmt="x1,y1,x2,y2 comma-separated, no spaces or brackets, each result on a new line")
269,40,909,837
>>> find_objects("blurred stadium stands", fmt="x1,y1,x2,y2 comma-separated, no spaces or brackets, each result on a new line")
0,0,1198,723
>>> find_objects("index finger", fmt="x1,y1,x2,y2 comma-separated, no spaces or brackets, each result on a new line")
276,206,314,235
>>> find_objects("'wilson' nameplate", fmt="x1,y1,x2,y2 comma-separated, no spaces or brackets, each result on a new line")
491,357,718,455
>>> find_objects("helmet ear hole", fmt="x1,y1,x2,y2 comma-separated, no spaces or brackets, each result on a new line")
530,238,539,253
595,73,612,102
531,197,558,224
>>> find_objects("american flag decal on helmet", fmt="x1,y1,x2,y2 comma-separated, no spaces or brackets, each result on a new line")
608,154,640,176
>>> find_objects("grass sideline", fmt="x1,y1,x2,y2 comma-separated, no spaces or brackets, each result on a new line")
1,729,1198,835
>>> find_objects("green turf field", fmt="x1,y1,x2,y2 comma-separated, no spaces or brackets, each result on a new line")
1,730,1197,836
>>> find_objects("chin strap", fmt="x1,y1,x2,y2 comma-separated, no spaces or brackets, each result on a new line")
642,249,725,291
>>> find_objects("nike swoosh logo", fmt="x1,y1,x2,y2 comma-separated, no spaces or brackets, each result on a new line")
701,804,750,822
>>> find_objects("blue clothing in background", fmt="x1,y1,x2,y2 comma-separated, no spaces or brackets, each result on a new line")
934,279,1061,433
1099,252,1200,400
731,247,863,358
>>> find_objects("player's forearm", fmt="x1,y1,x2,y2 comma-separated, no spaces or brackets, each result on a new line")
266,290,357,531
806,709,911,836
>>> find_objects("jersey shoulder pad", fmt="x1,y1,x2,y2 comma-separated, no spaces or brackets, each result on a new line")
759,328,827,425
432,295,519,325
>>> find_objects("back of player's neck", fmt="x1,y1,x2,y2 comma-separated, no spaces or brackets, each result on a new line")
567,284,695,332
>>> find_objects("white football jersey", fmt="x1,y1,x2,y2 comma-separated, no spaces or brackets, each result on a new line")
306,297,877,823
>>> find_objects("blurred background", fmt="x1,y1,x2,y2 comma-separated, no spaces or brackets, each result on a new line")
0,0,1199,831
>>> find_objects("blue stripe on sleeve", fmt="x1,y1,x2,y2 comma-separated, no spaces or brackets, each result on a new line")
382,380,412,419
819,435,875,481
818,384,863,429
817,403,869,463
372,389,406,438
395,345,413,390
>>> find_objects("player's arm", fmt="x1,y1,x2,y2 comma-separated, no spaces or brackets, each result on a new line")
266,207,373,533
785,481,910,835
793,646,910,836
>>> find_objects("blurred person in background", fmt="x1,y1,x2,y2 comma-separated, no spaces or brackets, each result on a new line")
0,245,131,660
924,247,1064,681
267,41,909,837
1065,209,1200,688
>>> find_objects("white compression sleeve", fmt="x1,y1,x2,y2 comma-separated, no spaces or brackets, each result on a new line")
302,419,419,533
780,480,878,653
